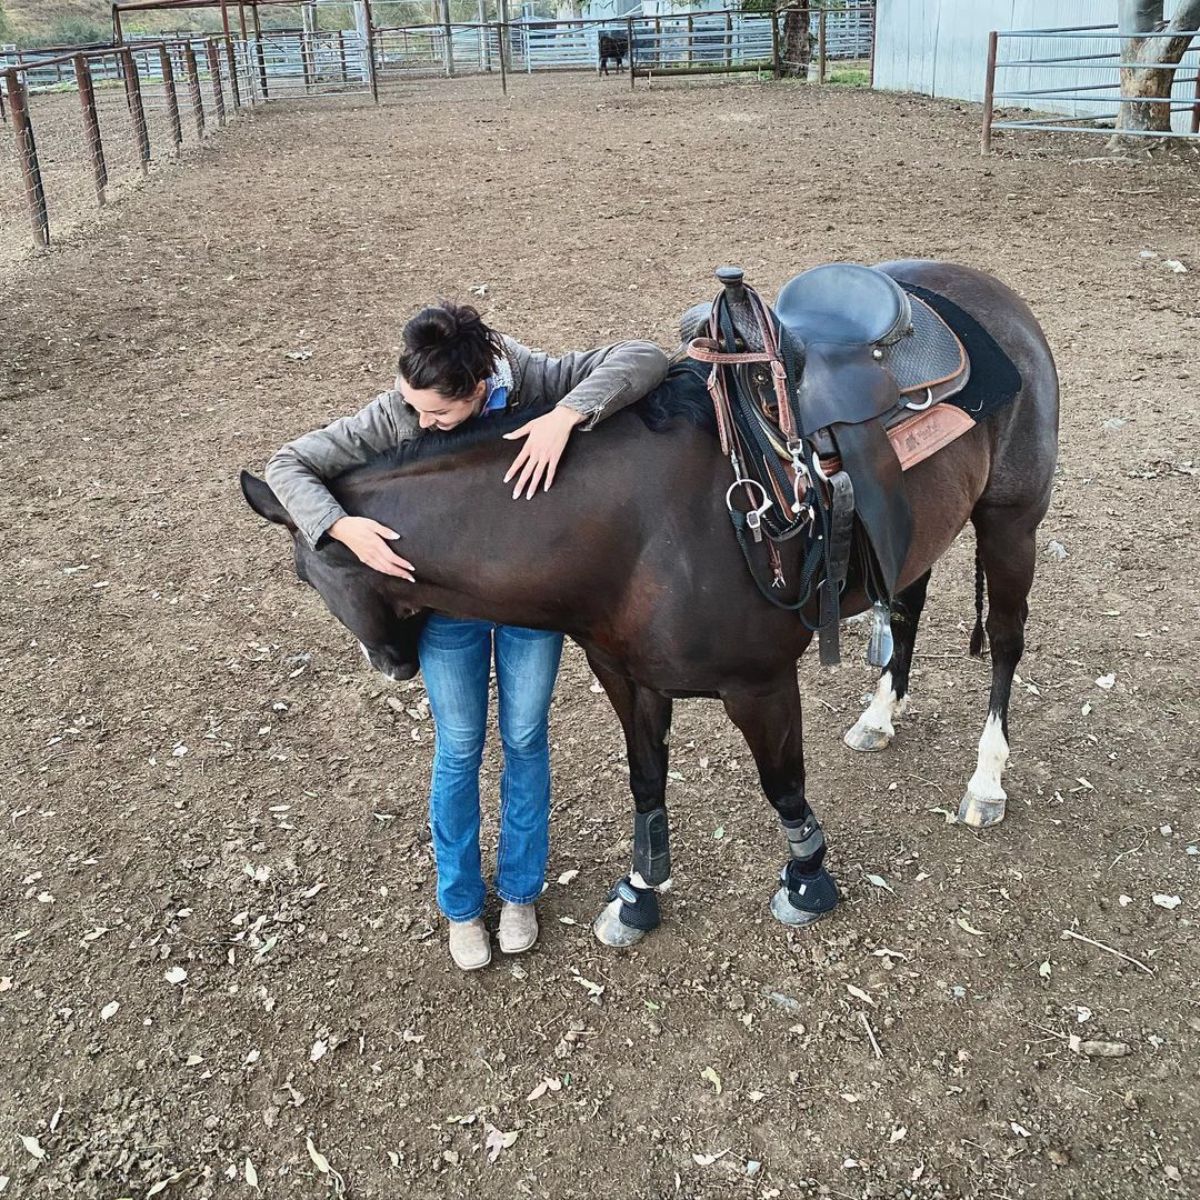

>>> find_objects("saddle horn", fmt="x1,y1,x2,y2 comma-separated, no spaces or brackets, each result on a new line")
713,266,764,354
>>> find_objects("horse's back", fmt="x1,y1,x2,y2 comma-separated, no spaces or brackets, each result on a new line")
876,259,1058,400
878,259,1058,516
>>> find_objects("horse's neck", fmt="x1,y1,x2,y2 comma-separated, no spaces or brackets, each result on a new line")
342,455,598,627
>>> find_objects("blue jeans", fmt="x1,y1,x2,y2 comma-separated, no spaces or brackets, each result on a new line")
418,614,564,921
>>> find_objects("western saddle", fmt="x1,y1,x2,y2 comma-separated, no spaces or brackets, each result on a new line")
684,263,972,666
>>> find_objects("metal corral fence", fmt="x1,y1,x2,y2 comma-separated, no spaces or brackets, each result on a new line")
1,5,874,251
0,38,254,255
981,23,1200,151
366,5,872,86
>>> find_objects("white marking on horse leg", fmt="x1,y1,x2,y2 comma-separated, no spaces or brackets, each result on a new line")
957,711,1010,828
843,671,906,752
629,871,673,893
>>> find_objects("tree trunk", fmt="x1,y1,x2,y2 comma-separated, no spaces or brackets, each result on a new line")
781,2,811,78
1112,0,1200,144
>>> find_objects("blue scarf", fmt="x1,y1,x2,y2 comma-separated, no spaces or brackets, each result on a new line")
481,354,515,415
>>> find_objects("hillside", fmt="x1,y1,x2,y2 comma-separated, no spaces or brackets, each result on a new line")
1,0,221,47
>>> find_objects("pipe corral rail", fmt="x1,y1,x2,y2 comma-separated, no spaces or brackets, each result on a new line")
981,23,1200,153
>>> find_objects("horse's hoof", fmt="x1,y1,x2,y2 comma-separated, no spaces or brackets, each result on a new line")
770,864,839,928
843,722,892,753
592,897,647,948
770,886,835,927
956,790,1006,828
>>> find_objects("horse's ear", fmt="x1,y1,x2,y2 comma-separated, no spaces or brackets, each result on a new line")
241,471,294,528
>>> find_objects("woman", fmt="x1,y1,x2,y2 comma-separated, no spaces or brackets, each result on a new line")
266,303,668,970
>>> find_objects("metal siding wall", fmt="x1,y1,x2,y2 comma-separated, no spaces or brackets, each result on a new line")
875,0,1198,131
932,0,1011,102
875,0,1132,103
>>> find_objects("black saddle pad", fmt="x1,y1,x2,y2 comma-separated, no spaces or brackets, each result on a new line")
900,283,1023,424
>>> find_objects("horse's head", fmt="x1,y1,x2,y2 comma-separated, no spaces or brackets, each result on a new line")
240,471,426,682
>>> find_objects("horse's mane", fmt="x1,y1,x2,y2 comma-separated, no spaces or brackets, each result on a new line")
352,359,715,477
638,358,716,434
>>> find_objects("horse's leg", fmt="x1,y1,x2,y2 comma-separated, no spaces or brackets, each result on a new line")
956,510,1037,828
721,680,839,927
586,657,674,947
844,569,932,752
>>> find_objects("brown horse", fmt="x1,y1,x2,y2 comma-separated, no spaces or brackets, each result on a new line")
242,260,1059,947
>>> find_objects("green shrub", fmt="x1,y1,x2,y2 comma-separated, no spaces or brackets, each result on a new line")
16,17,111,48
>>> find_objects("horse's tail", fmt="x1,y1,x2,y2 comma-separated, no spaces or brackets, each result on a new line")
969,544,987,658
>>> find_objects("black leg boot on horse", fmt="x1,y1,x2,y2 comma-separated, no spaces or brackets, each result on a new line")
588,656,675,947
722,681,839,927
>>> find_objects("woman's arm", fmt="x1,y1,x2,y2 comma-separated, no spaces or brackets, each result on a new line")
502,338,669,497
265,391,420,576
522,339,670,428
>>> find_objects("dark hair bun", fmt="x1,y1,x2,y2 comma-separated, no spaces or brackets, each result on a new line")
399,302,504,401
403,305,461,352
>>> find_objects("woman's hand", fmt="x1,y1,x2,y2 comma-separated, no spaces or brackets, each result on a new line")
502,406,586,499
329,516,416,580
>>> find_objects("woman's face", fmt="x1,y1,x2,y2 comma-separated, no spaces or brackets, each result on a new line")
398,375,486,431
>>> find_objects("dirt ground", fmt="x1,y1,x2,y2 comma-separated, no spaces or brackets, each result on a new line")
2,73,1199,1200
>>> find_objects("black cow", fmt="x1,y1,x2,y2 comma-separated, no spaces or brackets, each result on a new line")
599,30,628,75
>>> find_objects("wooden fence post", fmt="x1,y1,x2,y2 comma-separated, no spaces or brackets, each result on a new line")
627,15,635,89
252,1,270,99
218,0,242,107
160,45,184,151
5,69,49,247
981,29,997,155
725,10,733,70
868,2,876,88
817,7,827,83
121,47,151,173
441,0,455,78
207,39,227,126
499,0,511,71
184,43,206,138
300,30,314,92
74,54,108,205
363,0,380,103
770,11,781,80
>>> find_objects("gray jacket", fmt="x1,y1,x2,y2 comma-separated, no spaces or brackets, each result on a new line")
266,334,669,547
